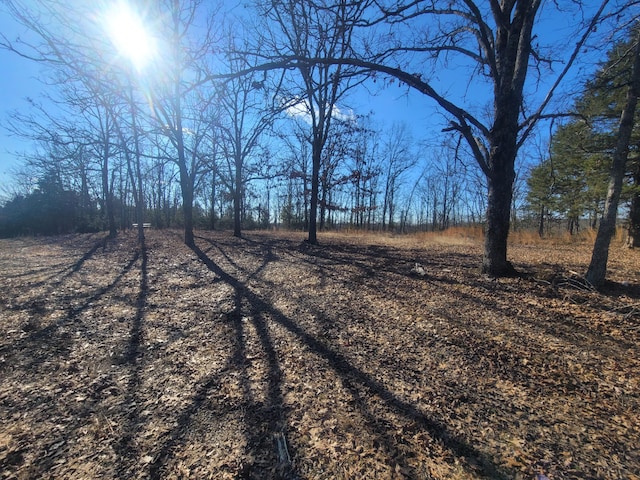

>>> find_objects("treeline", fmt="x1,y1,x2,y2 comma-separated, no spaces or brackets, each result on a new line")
0,119,487,237
2,21,636,240
0,0,635,281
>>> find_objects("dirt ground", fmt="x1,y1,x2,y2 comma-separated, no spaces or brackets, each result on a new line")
0,229,639,480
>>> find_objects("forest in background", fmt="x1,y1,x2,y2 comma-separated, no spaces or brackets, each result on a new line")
0,0,638,281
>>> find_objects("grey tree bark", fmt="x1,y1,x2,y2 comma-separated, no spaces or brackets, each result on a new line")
585,30,640,287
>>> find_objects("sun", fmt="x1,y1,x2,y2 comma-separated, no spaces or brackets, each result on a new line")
104,2,157,70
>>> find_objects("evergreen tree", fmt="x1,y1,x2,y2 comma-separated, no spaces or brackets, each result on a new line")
0,171,82,237
586,27,640,286
525,159,555,237
578,28,640,241
526,28,639,239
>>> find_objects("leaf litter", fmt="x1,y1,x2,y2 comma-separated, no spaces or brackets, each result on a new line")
0,230,639,479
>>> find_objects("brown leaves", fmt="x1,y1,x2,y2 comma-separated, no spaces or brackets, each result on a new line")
1,231,639,479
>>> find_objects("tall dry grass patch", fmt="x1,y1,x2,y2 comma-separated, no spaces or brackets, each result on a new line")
509,226,629,247
272,224,631,250
319,226,484,249
411,226,483,246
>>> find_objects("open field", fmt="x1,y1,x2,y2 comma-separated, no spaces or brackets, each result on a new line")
1,229,639,479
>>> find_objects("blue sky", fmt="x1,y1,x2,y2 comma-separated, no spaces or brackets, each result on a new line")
0,13,434,195
0,6,431,192
0,1,622,197
0,12,43,190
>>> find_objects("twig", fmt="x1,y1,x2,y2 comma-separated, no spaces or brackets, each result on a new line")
274,431,291,467
558,271,596,292
611,302,640,320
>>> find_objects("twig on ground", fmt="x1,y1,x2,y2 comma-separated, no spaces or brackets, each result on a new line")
611,302,640,320
274,431,291,467
558,271,596,291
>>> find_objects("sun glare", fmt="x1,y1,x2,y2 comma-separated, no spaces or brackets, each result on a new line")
105,2,156,70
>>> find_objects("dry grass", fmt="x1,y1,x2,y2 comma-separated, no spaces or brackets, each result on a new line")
509,227,629,247
324,225,630,249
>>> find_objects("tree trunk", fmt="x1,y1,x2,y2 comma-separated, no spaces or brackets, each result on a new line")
537,205,545,238
126,85,145,245
308,142,321,244
628,165,640,247
233,191,241,237
102,153,117,238
180,172,195,247
586,31,640,287
233,153,243,238
210,172,217,231
482,169,517,276
175,128,194,245
319,184,326,231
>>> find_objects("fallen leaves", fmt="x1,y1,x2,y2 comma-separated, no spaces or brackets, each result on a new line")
0,230,639,479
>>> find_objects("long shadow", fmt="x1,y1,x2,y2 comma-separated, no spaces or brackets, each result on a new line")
321,241,637,380
201,233,280,285
146,236,294,479
147,367,238,479
196,240,296,478
306,242,640,413
448,276,637,357
189,240,508,479
298,240,473,287
115,239,150,477
227,295,293,479
0,234,144,478
6,235,111,293
301,239,637,358
67,235,110,275
0,246,141,373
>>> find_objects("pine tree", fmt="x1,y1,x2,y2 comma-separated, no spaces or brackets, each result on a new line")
526,28,640,241
586,27,640,287
526,159,555,237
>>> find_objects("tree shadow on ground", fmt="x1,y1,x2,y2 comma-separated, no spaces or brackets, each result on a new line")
173,238,297,479
0,236,138,374
295,238,478,287
299,237,638,359
3,235,110,291
189,237,508,480
0,234,146,478
114,238,150,477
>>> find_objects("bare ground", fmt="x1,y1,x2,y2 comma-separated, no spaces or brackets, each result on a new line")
0,229,639,480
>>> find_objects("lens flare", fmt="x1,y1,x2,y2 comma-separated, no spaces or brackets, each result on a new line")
104,1,156,70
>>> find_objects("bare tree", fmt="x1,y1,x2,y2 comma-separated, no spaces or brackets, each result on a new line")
5,72,123,236
348,117,380,229
144,0,219,246
0,0,155,241
318,116,363,229
380,122,416,231
278,126,313,230
215,32,284,237
357,0,618,274
60,77,122,237
253,0,369,244
1,0,222,244
234,0,619,274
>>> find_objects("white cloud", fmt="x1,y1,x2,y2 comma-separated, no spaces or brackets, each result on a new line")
284,97,356,124
332,104,356,123
285,97,312,124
